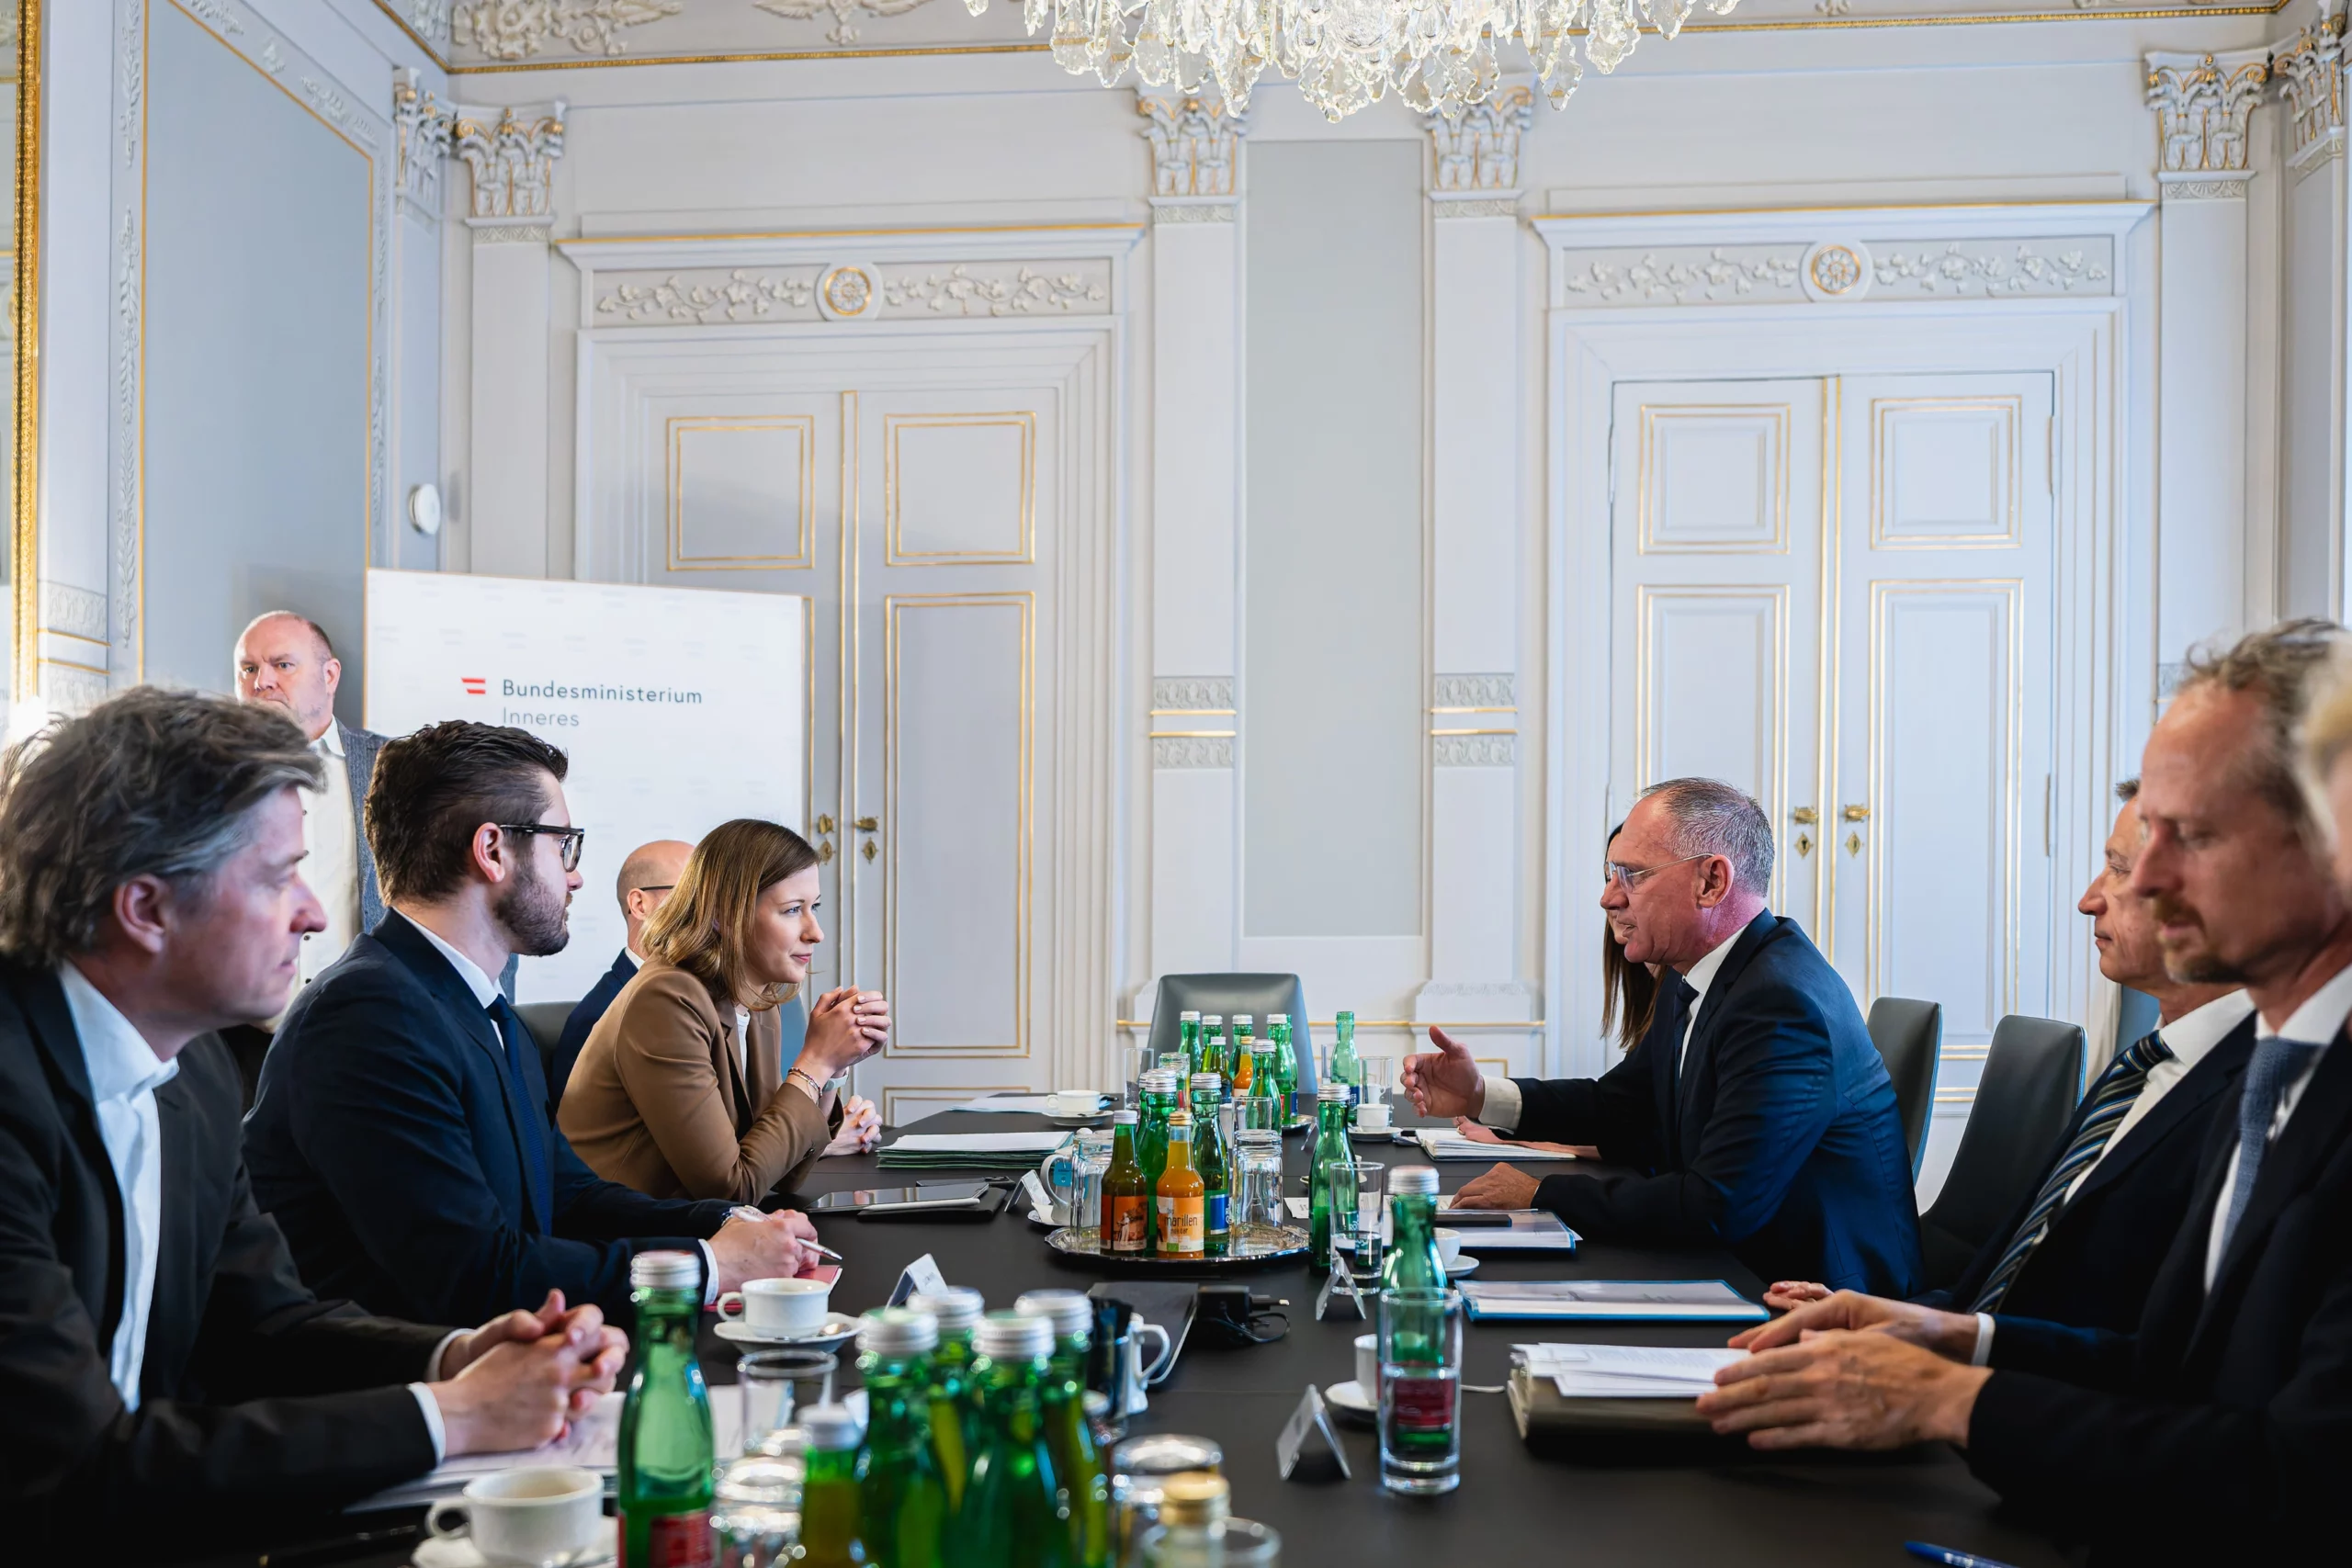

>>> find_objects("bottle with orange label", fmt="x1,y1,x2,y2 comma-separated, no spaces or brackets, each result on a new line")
1155,1109,1207,1258
1101,1110,1149,1254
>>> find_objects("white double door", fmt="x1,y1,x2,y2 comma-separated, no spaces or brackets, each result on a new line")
615,346,1080,1124
1609,367,2057,1147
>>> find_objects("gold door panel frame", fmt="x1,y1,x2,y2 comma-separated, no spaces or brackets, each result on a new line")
883,411,1037,567
1637,402,1792,556
883,590,1034,1056
882,1085,1033,1126
1869,396,2025,550
665,414,816,570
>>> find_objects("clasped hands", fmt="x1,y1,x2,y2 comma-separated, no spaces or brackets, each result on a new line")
428,1289,626,1457
1695,1290,1993,1450
802,987,891,1081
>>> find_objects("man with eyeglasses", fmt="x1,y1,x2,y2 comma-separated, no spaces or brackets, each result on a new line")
547,838,693,1114
246,722,823,1326
1402,777,1922,1294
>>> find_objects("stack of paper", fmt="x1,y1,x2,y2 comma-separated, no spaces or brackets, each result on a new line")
1417,1129,1579,1161
1440,1211,1581,1252
1515,1343,1746,1398
956,1093,1105,1114
877,1130,1069,1169
1464,1280,1766,1321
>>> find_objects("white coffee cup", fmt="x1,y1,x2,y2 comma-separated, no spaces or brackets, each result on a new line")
717,1275,833,1336
426,1466,605,1568
1353,1102,1392,1132
1433,1226,1464,1268
1353,1332,1379,1394
1047,1089,1102,1118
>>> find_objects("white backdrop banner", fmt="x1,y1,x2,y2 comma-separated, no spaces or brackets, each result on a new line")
364,570,805,1005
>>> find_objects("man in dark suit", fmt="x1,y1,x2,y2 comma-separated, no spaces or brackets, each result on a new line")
548,837,691,1113
1764,781,2255,1332
0,689,626,1551
247,721,820,1326
1700,619,2352,1557
1403,777,1922,1295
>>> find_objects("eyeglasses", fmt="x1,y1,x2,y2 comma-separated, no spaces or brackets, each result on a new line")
499,823,586,872
633,883,675,895
1600,852,1709,893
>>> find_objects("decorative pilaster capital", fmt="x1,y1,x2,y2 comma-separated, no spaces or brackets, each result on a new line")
1426,85,1533,197
2146,48,2271,175
2272,7,2347,170
1138,90,1246,208
451,100,569,221
392,67,455,219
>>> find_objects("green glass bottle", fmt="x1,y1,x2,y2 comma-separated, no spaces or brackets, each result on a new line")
1187,1074,1231,1258
1198,1016,1227,1087
1266,1014,1299,1122
1013,1292,1110,1568
1228,1015,1256,1095
1329,1010,1362,1107
1135,1070,1179,1254
1177,1010,1203,1079
1306,1085,1354,1274
907,1287,986,1516
799,1404,870,1568
950,1314,1072,1568
1382,1166,1447,1294
856,1310,948,1568
616,1252,717,1568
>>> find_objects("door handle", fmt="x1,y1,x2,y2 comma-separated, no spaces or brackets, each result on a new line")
1841,804,1870,822
854,817,878,833
815,814,836,836
1791,807,1818,826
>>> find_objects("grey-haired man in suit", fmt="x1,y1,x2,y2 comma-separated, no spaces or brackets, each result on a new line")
225,612,388,1104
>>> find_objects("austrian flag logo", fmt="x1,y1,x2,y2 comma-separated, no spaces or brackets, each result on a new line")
460,676,488,696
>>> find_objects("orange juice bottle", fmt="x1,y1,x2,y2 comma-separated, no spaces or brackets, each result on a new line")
1155,1110,1206,1257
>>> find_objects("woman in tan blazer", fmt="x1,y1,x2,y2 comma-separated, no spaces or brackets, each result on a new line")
560,818,889,1202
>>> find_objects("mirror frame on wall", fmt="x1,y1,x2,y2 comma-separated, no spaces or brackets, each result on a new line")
9,0,38,707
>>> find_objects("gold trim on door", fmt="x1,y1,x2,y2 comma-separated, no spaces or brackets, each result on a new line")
1636,402,1792,556
664,414,816,570
1869,396,2025,550
883,589,1034,1057
882,411,1037,566
9,0,40,705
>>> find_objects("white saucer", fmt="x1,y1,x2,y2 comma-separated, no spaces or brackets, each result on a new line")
714,1313,860,1348
1323,1379,1377,1422
1443,1255,1480,1277
413,1529,615,1568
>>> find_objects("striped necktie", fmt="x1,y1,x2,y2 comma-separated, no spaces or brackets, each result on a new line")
1969,1029,2173,1314
2214,1033,2325,1267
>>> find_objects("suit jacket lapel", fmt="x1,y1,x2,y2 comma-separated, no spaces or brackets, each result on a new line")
2197,1030,2352,1337
1646,980,1688,1161
340,723,385,935
6,964,129,1344
2070,1019,2255,1209
1674,914,1778,1147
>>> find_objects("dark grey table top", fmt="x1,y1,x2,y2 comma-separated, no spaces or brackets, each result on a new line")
204,1106,2070,1568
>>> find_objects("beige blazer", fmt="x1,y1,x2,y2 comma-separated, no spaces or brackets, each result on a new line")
560,962,836,1203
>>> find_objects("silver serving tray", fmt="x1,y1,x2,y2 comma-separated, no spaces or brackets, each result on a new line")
1045,1222,1311,1269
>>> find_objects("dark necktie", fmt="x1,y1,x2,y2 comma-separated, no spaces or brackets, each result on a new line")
488,996,555,1233
2214,1034,2324,1268
1971,1028,2172,1313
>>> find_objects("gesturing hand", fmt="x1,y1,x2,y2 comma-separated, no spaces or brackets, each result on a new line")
1695,1330,1989,1451
1398,1026,1487,1120
1726,1289,1982,1360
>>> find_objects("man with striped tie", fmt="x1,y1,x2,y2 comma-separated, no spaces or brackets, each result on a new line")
1760,781,2255,1332
1696,618,2352,1559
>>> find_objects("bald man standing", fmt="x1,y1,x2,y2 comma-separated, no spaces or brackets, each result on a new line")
549,840,694,1113
225,613,390,1105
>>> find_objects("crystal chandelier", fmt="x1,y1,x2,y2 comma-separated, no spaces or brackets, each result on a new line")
965,0,1739,123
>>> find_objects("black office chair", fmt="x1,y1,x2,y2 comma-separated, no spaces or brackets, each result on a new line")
1916,1013,2086,1291
1865,997,1942,1179
1148,974,1319,1102
514,1000,575,1089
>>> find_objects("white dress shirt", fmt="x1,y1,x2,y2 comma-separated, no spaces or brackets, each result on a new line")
1476,925,1745,1133
2202,961,2352,1288
407,916,726,1305
297,725,361,987
2064,988,2253,1205
57,964,456,1451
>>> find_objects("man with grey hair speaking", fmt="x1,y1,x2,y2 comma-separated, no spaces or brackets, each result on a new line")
1403,777,1922,1294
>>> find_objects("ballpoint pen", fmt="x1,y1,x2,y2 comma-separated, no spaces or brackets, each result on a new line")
1905,1542,2021,1568
808,1241,845,1264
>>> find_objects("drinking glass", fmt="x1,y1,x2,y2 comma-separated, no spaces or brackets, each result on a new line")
1074,1128,1114,1230
736,1350,837,1456
1377,1287,1463,1495
1359,1055,1395,1108
1233,1131,1284,1229
1238,1092,1280,1134
1127,1038,1158,1108
1331,1159,1384,1279
712,1449,802,1568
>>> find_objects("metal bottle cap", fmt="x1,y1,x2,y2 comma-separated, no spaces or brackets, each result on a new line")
1318,1084,1352,1102
1267,1013,1289,1025
629,1249,701,1291
973,1310,1056,1361
906,1286,985,1334
799,1404,861,1450
1390,1167,1440,1195
1113,1434,1224,1475
1180,1010,1201,1021
1157,1472,1231,1527
1190,1073,1224,1095
1113,1109,1139,1124
857,1306,940,1356
1012,1289,1094,1342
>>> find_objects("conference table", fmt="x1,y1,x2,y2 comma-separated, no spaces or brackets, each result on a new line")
220,1105,2069,1568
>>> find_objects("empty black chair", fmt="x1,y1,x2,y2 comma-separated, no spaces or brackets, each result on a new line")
514,999,576,1091
1917,1013,2086,1291
1148,974,1318,1102
1866,997,1942,1179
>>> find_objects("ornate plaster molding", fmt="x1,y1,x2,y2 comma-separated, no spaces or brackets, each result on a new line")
1150,201,1235,224
1153,736,1235,769
884,264,1108,317
589,258,1114,324
2146,48,2270,175
1558,236,2115,306
596,267,820,322
1138,91,1245,198
1427,86,1533,193
1433,673,1514,708
1152,676,1236,711
472,221,554,244
2155,174,2253,201
40,664,111,718
753,0,941,47
451,0,681,61
40,583,109,644
2273,13,2346,170
453,102,567,220
1433,197,1520,220
1871,240,2111,295
1434,734,1517,767
393,67,454,218
403,1,454,45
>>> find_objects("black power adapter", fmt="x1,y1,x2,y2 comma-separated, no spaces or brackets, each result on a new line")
1192,1282,1290,1347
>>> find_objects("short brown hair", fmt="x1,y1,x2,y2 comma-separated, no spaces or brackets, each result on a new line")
641,818,820,1010
2175,618,2346,843
366,722,569,903
0,688,322,964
